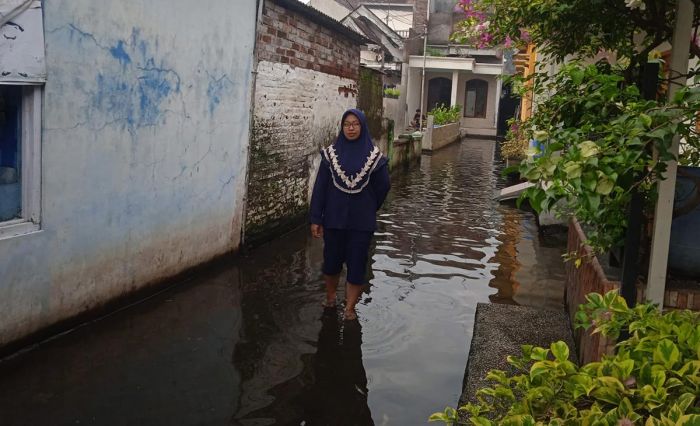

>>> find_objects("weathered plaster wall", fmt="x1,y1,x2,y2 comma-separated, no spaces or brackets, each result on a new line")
358,67,384,141
0,0,257,346
246,61,357,243
245,0,361,244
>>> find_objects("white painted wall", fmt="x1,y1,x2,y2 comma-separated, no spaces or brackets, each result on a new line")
0,0,257,346
458,73,498,136
248,60,357,230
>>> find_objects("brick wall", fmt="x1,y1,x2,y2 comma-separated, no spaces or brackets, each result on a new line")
257,0,360,80
566,218,700,364
245,0,361,246
565,219,617,364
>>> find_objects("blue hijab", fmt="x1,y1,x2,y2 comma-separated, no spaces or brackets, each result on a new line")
322,109,385,194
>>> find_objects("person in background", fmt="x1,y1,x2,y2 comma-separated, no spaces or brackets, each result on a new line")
411,108,425,130
309,109,391,321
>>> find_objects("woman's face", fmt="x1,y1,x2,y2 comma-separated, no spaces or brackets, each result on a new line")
342,113,361,141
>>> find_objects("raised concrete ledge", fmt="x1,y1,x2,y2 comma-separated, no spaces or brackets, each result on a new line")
459,303,577,408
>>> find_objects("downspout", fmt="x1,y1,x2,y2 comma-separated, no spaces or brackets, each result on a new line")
239,0,265,250
418,0,430,131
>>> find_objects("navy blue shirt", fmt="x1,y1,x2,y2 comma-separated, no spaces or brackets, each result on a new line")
310,154,391,231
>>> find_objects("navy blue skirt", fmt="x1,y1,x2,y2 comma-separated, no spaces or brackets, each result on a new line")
322,229,373,284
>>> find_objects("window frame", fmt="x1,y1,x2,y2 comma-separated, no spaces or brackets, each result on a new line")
463,79,488,119
0,85,42,240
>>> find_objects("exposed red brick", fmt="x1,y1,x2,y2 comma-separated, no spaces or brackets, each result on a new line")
256,0,360,80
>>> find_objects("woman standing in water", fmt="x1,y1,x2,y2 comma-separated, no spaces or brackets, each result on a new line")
309,109,391,320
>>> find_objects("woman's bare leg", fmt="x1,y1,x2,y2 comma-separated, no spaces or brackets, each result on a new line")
344,282,364,319
324,274,340,306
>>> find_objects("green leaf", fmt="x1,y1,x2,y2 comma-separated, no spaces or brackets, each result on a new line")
530,361,551,380
530,347,550,361
550,341,570,362
586,193,601,211
563,161,582,179
639,113,652,128
596,176,614,195
677,393,696,412
619,397,634,417
677,414,700,425
470,416,493,426
653,339,680,369
579,140,599,158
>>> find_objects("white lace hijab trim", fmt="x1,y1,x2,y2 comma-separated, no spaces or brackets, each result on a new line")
322,145,382,194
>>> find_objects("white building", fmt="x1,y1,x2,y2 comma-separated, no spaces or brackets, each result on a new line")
0,0,258,348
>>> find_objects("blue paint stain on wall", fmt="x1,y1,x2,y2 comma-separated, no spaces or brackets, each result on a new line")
109,40,131,67
61,25,182,130
207,73,235,115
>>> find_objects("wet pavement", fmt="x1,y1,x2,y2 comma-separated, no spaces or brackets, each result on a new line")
0,140,566,426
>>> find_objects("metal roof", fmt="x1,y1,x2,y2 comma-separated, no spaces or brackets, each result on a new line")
272,0,372,45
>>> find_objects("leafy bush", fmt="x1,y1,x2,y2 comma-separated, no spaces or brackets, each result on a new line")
430,290,700,425
384,87,400,98
500,120,528,160
429,104,462,126
426,47,445,57
512,62,700,253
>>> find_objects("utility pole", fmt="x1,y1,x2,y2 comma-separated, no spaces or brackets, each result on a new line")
646,0,694,306
419,0,430,131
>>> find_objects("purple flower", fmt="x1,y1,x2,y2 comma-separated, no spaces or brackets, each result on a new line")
504,35,513,48
520,28,531,43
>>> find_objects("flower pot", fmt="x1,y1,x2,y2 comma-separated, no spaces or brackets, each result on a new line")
668,166,700,278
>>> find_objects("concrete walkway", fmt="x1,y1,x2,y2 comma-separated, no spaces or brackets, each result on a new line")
459,303,578,407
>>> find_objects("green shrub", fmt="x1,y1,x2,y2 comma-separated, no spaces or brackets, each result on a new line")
430,291,700,425
429,104,462,125
384,87,400,98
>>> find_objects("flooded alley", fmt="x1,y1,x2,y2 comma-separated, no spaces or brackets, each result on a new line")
0,140,566,426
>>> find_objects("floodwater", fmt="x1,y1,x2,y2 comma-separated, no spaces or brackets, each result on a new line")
0,140,566,426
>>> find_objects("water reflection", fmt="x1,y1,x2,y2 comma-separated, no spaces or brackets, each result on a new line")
0,139,566,426
300,314,372,425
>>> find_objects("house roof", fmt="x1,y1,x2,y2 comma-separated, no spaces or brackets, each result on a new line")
341,4,404,57
338,0,414,7
272,0,371,44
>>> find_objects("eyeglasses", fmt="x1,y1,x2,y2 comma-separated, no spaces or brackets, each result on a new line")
343,122,361,129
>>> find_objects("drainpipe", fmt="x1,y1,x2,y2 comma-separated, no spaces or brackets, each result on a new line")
240,0,265,249
418,0,430,131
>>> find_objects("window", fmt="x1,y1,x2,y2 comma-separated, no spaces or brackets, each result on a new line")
0,1,45,239
0,85,41,238
464,79,488,118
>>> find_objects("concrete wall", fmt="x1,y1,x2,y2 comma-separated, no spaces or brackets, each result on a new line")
358,67,384,141
0,0,257,346
245,0,360,245
458,74,498,137
422,120,460,152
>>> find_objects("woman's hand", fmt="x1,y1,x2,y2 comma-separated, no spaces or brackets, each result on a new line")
310,224,323,238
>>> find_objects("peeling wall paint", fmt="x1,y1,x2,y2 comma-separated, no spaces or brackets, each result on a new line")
245,61,357,244
0,0,257,347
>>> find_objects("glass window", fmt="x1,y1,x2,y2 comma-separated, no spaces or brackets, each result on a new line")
0,85,22,222
464,79,488,118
